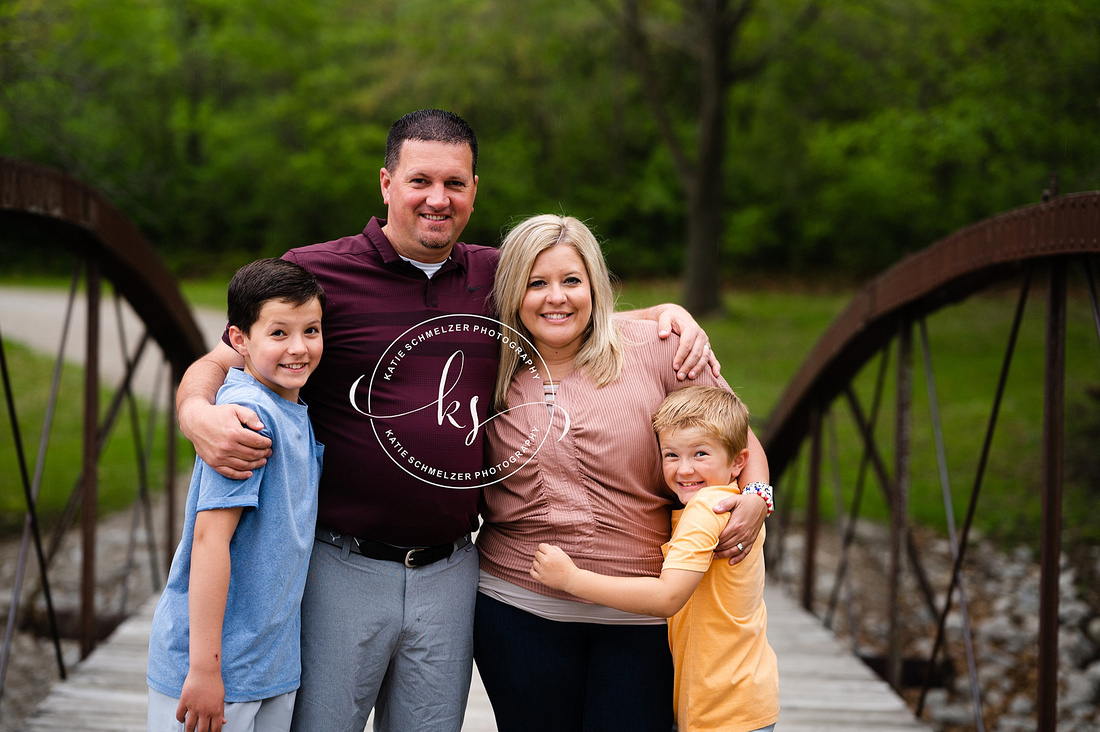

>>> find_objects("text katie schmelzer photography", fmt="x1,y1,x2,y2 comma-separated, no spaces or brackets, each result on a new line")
348,314,568,490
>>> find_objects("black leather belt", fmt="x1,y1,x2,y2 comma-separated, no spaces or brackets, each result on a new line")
315,526,470,568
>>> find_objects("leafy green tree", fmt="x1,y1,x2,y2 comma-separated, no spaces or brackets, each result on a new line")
726,0,1100,274
1,0,1096,281
595,0,821,314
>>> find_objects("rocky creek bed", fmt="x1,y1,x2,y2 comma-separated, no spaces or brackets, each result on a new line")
771,520,1100,731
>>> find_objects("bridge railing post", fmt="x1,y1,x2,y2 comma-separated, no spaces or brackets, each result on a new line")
1038,260,1066,730
888,317,912,691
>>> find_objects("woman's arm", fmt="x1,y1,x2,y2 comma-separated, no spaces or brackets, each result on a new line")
713,428,771,564
531,543,703,618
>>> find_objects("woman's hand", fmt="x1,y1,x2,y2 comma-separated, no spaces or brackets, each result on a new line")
713,493,768,565
653,303,721,380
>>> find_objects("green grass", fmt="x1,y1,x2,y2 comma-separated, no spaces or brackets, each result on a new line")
180,278,232,311
0,340,192,537
617,277,1100,548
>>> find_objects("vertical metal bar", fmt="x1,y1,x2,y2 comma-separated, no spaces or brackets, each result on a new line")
769,438,801,576
1038,261,1066,730
166,382,180,579
917,271,1031,718
0,266,80,692
801,402,822,612
888,318,912,691
825,351,890,634
845,382,939,618
917,317,984,730
81,260,101,658
0,336,68,687
143,362,167,590
824,406,859,649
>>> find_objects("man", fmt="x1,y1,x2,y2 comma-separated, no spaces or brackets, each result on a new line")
175,109,716,732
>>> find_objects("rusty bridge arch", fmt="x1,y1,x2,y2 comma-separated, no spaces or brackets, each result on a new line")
0,156,206,693
760,192,1100,730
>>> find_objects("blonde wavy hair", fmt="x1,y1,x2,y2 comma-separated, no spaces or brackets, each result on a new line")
492,214,623,411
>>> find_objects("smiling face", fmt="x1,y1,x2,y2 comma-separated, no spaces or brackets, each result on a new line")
229,297,324,403
379,139,478,263
519,244,594,368
659,425,749,504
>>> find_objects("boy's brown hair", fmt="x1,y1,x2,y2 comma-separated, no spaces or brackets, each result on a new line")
227,257,326,336
652,386,750,458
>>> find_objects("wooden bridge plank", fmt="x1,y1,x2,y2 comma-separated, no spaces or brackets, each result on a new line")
20,584,933,731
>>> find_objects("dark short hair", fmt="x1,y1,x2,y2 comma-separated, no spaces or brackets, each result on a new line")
227,258,326,335
384,109,478,175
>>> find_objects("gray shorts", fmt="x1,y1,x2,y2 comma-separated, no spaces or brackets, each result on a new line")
147,687,296,732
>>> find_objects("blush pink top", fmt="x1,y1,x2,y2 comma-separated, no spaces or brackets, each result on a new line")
478,318,728,601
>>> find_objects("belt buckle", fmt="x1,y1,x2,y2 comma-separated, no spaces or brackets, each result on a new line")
404,548,423,568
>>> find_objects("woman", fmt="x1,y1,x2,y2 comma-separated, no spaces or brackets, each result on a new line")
474,215,771,731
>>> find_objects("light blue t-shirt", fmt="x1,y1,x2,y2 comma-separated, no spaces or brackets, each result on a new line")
147,368,323,702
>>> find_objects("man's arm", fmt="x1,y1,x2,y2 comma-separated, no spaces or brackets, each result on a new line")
176,506,243,732
531,543,703,618
620,303,720,380
176,341,271,479
714,428,771,564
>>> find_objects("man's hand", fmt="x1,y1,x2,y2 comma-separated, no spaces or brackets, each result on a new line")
177,667,227,732
180,401,271,480
531,543,580,592
713,493,768,565
654,303,721,380
176,341,268,479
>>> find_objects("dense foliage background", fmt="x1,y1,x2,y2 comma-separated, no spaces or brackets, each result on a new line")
1,0,1098,282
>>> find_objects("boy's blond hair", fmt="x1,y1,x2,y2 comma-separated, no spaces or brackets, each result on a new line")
652,386,750,458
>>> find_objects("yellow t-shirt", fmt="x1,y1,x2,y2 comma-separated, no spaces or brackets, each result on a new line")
662,484,780,732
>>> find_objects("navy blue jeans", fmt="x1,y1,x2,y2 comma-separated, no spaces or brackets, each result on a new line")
473,593,674,732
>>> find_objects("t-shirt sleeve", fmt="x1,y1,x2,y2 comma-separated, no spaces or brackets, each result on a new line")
195,392,272,512
194,461,265,512
661,494,730,573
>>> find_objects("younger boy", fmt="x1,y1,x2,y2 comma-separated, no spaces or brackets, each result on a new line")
147,258,325,732
531,385,779,732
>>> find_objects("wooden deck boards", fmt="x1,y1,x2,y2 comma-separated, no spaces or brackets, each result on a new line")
20,584,932,731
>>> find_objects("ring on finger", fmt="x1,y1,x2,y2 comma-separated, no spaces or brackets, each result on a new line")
736,542,744,552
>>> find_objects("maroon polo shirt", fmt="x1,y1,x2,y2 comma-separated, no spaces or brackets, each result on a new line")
225,218,501,545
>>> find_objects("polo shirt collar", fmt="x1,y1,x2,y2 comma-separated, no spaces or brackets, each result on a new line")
365,217,467,276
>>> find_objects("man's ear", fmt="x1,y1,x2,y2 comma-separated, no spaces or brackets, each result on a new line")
228,325,248,358
380,167,392,205
730,448,750,479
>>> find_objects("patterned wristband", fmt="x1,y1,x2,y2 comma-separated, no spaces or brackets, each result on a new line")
742,482,774,517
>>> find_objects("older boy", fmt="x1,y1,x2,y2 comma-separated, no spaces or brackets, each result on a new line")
147,258,325,732
531,385,779,732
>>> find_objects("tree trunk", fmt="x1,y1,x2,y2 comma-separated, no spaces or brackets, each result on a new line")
682,0,728,317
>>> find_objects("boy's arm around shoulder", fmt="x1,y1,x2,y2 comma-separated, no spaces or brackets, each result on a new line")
531,543,705,618
177,506,243,731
